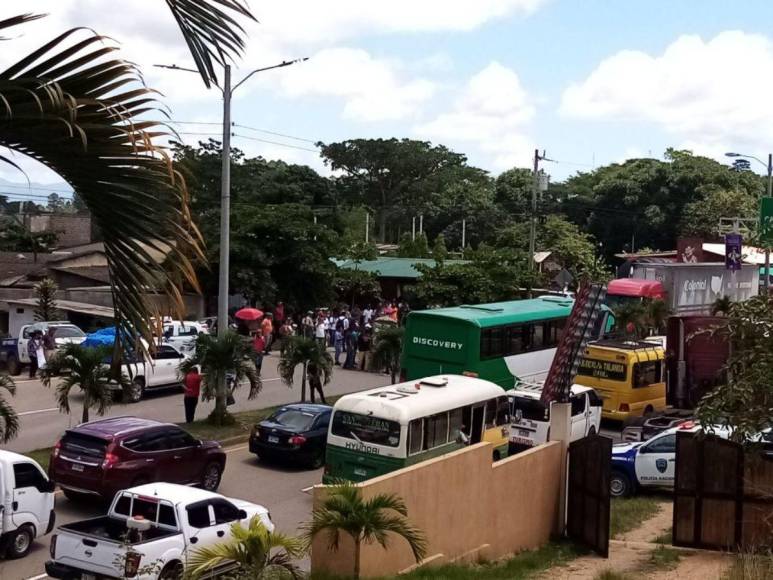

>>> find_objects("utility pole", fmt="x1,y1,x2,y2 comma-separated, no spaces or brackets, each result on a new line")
766,153,772,292
412,217,416,241
365,213,369,243
419,215,423,235
217,65,232,338
461,218,466,250
529,149,540,271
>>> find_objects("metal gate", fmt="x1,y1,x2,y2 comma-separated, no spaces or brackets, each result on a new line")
567,434,612,557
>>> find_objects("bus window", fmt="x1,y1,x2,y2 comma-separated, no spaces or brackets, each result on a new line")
496,396,509,425
408,420,423,455
507,326,524,356
423,413,449,450
484,400,497,428
533,323,544,349
449,408,464,441
633,361,661,388
331,412,401,447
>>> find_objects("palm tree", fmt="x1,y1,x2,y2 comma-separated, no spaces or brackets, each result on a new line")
43,344,130,424
370,326,404,384
186,516,306,580
711,295,733,316
1,1,254,359
278,337,333,403
613,301,647,339
644,298,670,335
179,331,261,425
0,375,19,443
303,482,427,579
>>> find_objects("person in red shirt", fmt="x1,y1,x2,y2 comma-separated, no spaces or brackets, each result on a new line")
252,333,265,375
261,314,274,355
183,367,202,423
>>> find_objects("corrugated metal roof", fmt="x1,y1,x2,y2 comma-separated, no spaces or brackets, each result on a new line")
409,296,575,328
6,298,114,318
333,257,469,279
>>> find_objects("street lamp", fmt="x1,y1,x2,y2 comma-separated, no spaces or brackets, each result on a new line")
156,58,308,337
725,152,772,291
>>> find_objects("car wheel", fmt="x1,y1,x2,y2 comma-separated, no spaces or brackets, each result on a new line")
126,378,145,404
201,462,222,491
6,355,20,376
5,525,34,559
643,405,655,417
308,450,325,470
159,561,184,580
610,470,633,498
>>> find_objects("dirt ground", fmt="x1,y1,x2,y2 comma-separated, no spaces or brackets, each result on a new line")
542,502,734,580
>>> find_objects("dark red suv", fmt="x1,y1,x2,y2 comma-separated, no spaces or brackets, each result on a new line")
49,416,226,501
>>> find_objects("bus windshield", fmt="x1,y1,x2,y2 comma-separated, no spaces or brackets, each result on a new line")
331,411,401,447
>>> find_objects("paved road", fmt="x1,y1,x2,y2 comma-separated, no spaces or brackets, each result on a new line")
0,444,323,580
3,355,392,453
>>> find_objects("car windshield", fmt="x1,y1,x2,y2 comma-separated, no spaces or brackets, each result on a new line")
270,409,316,431
509,396,548,422
52,326,85,338
331,411,401,447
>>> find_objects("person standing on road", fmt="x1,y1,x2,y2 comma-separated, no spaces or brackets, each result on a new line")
252,332,265,375
278,318,293,355
302,311,314,339
315,314,327,349
344,323,360,369
261,314,274,355
334,327,344,366
273,302,285,342
27,332,42,378
43,327,56,367
183,367,202,423
308,361,327,404
358,325,372,371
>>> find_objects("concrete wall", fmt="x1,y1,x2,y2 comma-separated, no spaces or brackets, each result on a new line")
311,441,562,577
64,287,206,319
27,214,92,248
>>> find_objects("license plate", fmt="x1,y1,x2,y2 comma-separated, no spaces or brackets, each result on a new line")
511,436,534,447
518,429,530,437
353,468,367,477
82,574,96,580
267,436,279,444
71,463,84,472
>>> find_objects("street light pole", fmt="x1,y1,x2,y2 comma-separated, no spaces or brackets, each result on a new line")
217,64,232,338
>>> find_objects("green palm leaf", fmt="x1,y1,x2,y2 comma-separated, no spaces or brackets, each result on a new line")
278,336,333,402
370,326,404,384
0,374,19,443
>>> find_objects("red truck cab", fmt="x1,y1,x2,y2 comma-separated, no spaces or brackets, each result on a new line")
606,279,666,310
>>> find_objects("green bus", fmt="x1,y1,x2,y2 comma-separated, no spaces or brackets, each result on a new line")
401,296,614,390
323,375,510,483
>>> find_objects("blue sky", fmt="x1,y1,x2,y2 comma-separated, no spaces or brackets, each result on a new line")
4,0,773,201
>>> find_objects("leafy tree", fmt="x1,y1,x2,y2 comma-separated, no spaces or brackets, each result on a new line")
46,193,65,212
370,326,404,384
696,295,773,443
680,187,759,239
319,138,467,241
612,302,647,338
0,375,19,443
334,268,382,309
432,234,448,263
644,299,670,335
494,167,533,215
0,222,58,257
180,332,262,426
0,2,255,356
34,278,60,321
397,232,430,258
303,482,427,579
43,345,130,424
278,337,333,402
187,516,306,580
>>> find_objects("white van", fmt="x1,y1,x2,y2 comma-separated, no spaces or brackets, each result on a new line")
0,450,56,559
508,383,603,451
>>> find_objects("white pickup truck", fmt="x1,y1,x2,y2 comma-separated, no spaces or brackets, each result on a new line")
46,483,273,580
122,345,188,403
0,450,56,559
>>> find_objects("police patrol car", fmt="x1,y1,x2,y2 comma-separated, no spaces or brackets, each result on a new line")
610,422,732,497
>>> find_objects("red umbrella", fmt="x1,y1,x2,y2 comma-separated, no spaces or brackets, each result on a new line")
235,307,264,321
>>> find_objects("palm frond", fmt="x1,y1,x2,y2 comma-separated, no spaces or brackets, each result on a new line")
278,336,332,387
0,375,19,442
0,14,45,39
165,0,256,88
1,23,204,361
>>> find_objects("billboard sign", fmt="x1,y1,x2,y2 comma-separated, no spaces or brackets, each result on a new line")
760,198,773,246
725,233,742,272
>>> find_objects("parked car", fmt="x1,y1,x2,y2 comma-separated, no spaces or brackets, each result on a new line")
49,417,226,502
161,320,206,354
0,450,56,559
507,383,603,452
46,482,273,580
1,321,85,376
121,344,188,403
250,403,332,468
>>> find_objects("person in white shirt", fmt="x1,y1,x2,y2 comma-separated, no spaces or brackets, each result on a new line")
315,316,327,348
362,306,373,325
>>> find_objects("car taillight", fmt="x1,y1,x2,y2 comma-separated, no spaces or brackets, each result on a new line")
619,403,630,413
52,440,62,459
124,551,142,578
462,371,479,378
50,534,57,559
102,443,119,469
289,435,306,446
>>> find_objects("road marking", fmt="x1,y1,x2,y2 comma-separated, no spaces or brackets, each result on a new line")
224,444,249,453
18,407,59,416
301,485,314,494
24,574,48,580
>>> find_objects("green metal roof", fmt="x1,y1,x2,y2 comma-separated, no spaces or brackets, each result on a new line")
333,257,469,279
409,296,575,328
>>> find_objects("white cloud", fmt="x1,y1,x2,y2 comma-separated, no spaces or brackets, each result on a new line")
560,31,773,151
416,62,536,169
275,48,436,122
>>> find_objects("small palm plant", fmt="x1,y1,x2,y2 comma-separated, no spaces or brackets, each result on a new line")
43,344,130,424
711,295,733,316
370,326,404,384
0,375,19,443
303,482,427,579
613,301,647,339
278,336,333,402
186,516,306,580
644,298,670,335
179,331,261,426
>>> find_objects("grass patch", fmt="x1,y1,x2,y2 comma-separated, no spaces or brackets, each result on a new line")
26,447,53,472
610,496,662,538
726,551,773,580
653,528,672,545
646,545,681,571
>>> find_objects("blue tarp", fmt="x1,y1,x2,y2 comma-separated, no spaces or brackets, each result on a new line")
81,327,117,348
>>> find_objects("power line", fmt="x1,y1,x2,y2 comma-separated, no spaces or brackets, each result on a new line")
0,182,73,194
232,133,319,153
232,123,317,144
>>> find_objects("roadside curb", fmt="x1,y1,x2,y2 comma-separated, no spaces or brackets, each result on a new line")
219,434,250,448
